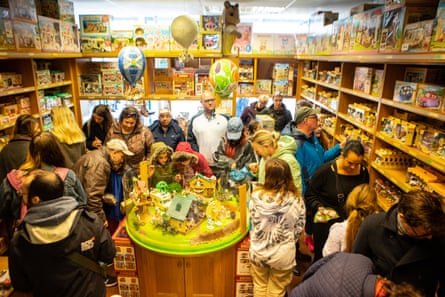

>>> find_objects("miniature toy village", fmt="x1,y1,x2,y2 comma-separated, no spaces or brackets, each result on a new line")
122,162,247,250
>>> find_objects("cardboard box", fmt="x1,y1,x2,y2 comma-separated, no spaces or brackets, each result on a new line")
154,81,173,94
154,68,173,81
256,114,275,131
117,274,140,297
38,16,62,52
415,83,444,109
371,69,384,97
255,79,271,94
351,6,384,53
393,80,417,103
80,35,112,52
36,69,51,86
12,20,41,51
0,8,15,51
353,67,374,93
102,83,124,96
8,0,38,23
350,3,384,15
200,15,222,32
430,1,445,51
111,30,133,51
231,23,252,54
101,69,122,83
273,34,295,55
60,21,80,52
401,19,433,52
79,14,111,36
79,74,102,96
252,33,273,54
112,219,137,273
173,72,195,95
200,33,221,52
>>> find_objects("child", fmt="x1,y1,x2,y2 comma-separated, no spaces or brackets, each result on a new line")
175,142,213,178
147,142,176,188
249,158,306,297
171,150,199,188
322,183,378,256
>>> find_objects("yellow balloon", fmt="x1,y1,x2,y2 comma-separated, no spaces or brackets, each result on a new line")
171,15,198,49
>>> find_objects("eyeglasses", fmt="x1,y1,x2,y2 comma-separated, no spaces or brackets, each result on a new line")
203,98,216,103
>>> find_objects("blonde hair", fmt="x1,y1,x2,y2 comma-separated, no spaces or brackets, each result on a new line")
344,183,378,252
51,106,86,144
250,130,280,150
258,94,269,104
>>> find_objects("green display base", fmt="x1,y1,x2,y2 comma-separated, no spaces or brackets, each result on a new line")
126,206,249,256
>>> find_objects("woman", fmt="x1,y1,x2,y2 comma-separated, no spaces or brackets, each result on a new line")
82,104,114,150
51,106,86,168
0,132,87,239
322,183,378,256
305,139,369,261
240,94,269,126
0,114,40,182
106,106,154,168
250,130,302,194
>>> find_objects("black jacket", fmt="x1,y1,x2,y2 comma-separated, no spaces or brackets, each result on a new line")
149,118,185,150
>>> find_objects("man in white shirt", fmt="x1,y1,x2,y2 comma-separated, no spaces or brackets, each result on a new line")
187,91,229,166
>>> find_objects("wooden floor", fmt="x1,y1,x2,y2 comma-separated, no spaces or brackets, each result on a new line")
106,234,313,297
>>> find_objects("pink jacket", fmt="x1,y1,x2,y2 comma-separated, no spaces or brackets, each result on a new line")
175,142,213,178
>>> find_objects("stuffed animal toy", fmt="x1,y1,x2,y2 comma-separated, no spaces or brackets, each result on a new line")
222,1,241,55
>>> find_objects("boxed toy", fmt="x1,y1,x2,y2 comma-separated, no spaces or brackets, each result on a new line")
393,80,417,103
273,34,296,55
256,114,275,131
272,80,292,96
80,35,112,52
231,23,252,54
60,21,79,52
12,21,41,51
117,274,140,297
295,33,309,54
111,30,133,51
238,82,254,96
200,15,222,32
351,6,384,53
255,79,271,94
79,15,111,36
8,0,38,23
252,33,273,54
415,83,444,109
371,69,385,97
102,83,124,96
353,67,374,94
79,74,102,96
134,24,170,51
401,19,433,52
431,1,445,51
38,16,62,52
379,6,406,53
350,3,383,15
154,81,173,94
101,69,122,84
0,8,15,50
273,63,294,81
173,72,195,96
58,0,75,23
200,33,220,52
235,280,253,297
36,69,51,86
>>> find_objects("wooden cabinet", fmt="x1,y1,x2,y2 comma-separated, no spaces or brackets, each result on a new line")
296,53,445,209
134,243,236,297
0,52,82,136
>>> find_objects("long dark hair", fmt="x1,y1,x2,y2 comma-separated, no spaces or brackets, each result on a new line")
92,104,113,133
20,132,66,171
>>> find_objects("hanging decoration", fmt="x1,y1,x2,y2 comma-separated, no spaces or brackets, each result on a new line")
209,59,239,99
118,46,146,99
171,15,198,63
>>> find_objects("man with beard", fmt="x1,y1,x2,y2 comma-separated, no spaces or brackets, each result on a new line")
73,139,133,233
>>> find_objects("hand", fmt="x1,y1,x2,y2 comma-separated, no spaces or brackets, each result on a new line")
314,207,340,223
147,165,155,177
248,162,258,174
93,137,102,148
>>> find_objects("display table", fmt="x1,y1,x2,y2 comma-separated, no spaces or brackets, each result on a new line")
124,181,249,297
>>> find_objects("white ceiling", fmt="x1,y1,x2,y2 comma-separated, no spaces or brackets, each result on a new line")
72,0,382,23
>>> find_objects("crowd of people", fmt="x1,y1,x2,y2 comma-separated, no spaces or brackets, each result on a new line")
0,90,444,297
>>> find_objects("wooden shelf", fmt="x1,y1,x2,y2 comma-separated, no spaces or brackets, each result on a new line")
0,51,82,60
296,52,445,64
371,163,414,193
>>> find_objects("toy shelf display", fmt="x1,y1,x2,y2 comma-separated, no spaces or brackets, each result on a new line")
122,161,249,256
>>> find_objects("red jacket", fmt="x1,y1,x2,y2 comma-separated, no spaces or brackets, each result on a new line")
176,142,213,177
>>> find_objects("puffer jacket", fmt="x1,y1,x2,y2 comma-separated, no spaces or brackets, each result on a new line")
72,149,111,222
265,103,292,132
257,135,302,194
9,196,115,297
149,119,185,151
105,122,154,168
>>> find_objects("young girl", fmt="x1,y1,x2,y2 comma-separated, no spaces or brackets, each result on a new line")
147,142,176,188
249,158,306,297
322,183,378,256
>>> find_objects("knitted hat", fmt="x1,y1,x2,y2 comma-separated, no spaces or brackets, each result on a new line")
106,139,134,156
294,106,317,125
227,117,243,140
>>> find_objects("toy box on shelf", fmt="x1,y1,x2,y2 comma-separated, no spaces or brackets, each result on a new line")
39,0,75,23
111,30,133,51
38,16,62,52
8,0,38,23
79,74,102,96
79,15,112,52
60,21,80,52
353,67,374,94
12,21,41,51
255,80,271,94
231,23,252,54
133,24,170,51
0,8,15,51
252,33,273,55
173,72,195,96
393,80,417,104
371,69,385,97
112,218,140,297
273,34,295,55
350,6,384,53
401,19,434,52
200,15,222,32
431,1,445,51
415,83,444,109
200,33,221,52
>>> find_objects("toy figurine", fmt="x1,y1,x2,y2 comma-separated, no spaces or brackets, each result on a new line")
222,1,241,55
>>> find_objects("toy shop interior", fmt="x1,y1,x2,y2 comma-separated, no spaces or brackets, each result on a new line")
1,0,445,296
